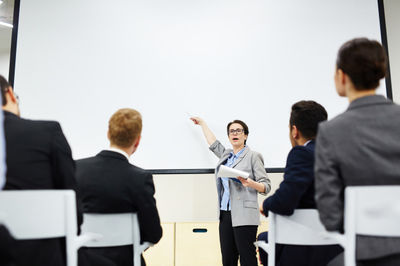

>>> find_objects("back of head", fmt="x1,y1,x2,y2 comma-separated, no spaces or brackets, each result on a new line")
290,101,328,140
108,108,142,148
336,38,387,90
0,75,11,106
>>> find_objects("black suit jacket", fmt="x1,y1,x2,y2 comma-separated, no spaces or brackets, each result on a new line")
2,110,80,266
259,141,342,266
76,150,162,266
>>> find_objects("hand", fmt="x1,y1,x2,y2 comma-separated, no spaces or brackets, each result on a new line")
237,176,252,187
190,116,204,126
259,203,265,216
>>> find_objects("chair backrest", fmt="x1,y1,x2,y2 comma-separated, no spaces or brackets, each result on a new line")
271,209,339,245
345,186,400,237
82,213,151,266
0,190,79,266
82,213,137,247
0,190,77,239
258,209,339,266
340,186,400,266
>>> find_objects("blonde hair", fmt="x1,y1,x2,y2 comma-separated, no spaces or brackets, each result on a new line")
108,108,142,148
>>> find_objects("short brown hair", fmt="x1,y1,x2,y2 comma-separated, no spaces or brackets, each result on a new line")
108,108,142,148
336,38,387,90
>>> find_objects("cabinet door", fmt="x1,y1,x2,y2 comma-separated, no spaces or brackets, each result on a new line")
143,222,175,266
175,222,222,266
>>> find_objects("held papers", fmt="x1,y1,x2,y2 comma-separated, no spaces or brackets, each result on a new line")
217,165,250,183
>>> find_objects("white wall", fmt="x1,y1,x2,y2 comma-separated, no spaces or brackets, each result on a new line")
384,0,400,104
13,0,384,170
0,51,10,79
153,172,283,222
0,27,12,78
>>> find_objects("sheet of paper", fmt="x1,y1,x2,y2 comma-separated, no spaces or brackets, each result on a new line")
217,165,250,179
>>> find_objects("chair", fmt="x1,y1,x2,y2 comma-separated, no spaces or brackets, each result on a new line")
322,186,400,266
81,213,153,266
254,209,339,266
0,190,100,266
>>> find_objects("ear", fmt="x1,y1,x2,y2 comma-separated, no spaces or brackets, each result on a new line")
6,87,18,104
134,135,141,148
291,125,298,139
335,69,347,97
107,131,111,141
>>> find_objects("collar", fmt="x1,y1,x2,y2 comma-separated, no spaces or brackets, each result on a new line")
3,110,19,118
106,147,130,161
347,95,390,111
230,146,246,158
303,140,312,147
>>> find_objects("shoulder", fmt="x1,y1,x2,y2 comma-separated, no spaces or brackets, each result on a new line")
76,156,97,166
22,118,62,133
247,149,265,164
287,146,314,164
6,114,61,130
127,164,153,179
248,149,262,159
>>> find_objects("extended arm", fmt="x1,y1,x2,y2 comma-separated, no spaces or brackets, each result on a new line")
190,117,216,146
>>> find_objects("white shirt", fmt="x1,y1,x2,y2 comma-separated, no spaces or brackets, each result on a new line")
304,140,312,147
107,147,131,161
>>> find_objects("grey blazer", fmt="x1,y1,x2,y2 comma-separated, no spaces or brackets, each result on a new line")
315,95,400,260
210,140,271,227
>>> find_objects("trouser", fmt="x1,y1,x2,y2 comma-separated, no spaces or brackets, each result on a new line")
219,210,258,266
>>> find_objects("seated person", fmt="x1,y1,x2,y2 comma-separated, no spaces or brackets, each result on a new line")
1,74,80,266
77,108,162,266
315,38,400,266
258,100,342,266
0,77,16,266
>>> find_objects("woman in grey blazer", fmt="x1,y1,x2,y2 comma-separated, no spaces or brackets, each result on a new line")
191,117,270,266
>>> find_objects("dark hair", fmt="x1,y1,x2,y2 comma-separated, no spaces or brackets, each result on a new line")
290,101,328,140
226,120,249,144
0,75,11,106
336,38,387,90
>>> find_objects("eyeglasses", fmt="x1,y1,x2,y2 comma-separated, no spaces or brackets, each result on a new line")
229,128,244,135
14,93,20,104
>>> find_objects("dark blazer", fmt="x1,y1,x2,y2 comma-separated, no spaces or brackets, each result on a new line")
76,150,162,266
259,141,342,266
315,95,400,261
0,225,17,266
2,110,80,266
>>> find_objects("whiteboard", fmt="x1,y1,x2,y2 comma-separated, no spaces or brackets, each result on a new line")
13,0,385,169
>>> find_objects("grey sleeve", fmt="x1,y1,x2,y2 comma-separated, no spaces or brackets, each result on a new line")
314,124,345,232
209,140,226,159
251,152,271,195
